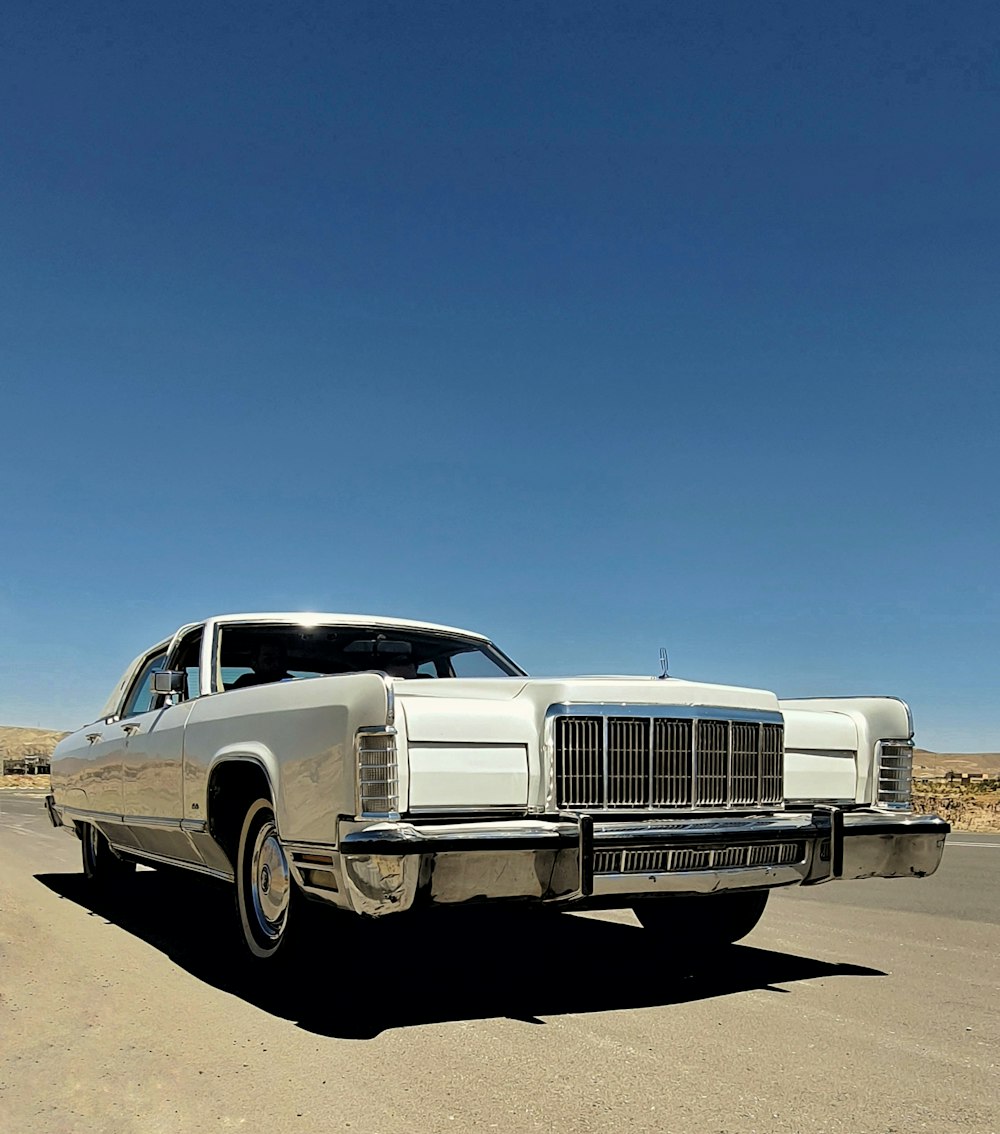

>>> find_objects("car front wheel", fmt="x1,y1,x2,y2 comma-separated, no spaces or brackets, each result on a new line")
236,798,298,960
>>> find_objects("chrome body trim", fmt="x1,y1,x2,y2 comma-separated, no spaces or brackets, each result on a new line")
60,804,127,824
108,842,234,882
117,812,179,830
788,749,857,759
406,805,529,816
374,672,395,729
283,840,337,856
549,703,784,724
786,797,856,808
208,618,224,695
61,806,175,829
58,804,207,835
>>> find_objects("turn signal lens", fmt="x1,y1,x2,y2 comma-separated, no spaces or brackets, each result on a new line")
876,741,914,811
357,729,399,817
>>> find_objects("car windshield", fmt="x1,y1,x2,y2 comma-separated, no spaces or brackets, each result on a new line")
218,624,524,690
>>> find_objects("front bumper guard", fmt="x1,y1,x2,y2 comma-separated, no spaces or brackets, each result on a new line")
323,808,949,916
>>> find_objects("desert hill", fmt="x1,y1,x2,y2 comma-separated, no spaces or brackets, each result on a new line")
0,725,69,761
913,749,1000,777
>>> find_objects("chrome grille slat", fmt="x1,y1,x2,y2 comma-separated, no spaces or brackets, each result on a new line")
652,718,692,805
556,717,603,808
555,714,784,811
731,722,759,806
608,718,650,807
760,723,784,806
696,720,728,806
594,841,804,875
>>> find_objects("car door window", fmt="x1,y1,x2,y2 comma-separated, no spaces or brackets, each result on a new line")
166,627,203,702
121,651,168,718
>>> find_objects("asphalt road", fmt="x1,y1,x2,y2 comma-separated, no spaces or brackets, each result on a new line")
1,791,996,1134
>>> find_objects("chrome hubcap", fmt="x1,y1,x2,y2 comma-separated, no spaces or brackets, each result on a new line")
250,821,289,939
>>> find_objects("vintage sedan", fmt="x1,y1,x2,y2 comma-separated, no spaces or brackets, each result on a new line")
47,612,949,961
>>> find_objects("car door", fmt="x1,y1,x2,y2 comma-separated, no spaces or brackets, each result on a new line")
67,719,131,822
67,646,168,846
121,626,203,863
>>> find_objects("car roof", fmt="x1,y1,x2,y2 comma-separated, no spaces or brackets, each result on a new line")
206,612,490,641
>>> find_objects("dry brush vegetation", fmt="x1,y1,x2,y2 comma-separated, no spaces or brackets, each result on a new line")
912,780,1000,833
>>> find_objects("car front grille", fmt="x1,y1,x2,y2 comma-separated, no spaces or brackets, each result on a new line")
593,840,805,875
554,713,783,811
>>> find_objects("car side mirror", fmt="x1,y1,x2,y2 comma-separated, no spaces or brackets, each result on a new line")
151,670,186,695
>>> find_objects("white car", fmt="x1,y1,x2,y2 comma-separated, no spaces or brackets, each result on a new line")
47,612,949,961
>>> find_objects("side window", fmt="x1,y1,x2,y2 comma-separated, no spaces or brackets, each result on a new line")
168,628,203,701
121,651,168,718
221,666,253,689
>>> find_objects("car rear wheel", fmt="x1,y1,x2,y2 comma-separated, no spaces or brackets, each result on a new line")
80,822,136,888
633,890,769,950
236,798,299,960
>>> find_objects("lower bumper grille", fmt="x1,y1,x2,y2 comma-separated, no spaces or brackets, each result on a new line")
593,841,805,875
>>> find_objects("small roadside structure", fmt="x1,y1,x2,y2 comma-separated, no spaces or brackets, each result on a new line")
2,754,51,776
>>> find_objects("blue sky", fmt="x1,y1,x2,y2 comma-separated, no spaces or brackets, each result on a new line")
1,1,998,749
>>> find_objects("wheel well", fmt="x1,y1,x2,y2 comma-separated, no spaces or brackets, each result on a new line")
207,760,273,869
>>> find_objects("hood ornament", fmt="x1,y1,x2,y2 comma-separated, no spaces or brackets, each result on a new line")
658,647,669,679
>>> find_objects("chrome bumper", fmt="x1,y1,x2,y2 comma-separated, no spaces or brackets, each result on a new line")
303,808,949,917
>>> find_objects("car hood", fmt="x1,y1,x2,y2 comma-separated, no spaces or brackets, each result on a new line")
395,674,780,743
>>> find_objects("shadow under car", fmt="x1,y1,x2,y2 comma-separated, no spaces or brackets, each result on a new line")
36,868,885,1040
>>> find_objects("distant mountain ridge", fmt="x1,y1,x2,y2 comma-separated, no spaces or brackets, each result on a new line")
913,749,1000,777
0,726,69,761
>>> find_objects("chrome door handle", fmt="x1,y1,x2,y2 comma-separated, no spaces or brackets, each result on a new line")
85,732,102,745
121,723,141,736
